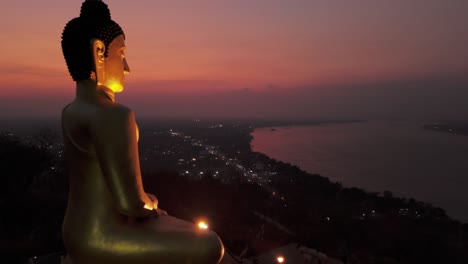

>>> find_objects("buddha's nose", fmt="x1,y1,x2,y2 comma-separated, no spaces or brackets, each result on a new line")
124,58,130,75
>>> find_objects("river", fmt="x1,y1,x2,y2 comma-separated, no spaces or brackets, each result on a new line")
251,121,468,222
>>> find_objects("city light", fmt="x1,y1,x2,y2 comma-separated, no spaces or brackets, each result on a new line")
277,256,285,263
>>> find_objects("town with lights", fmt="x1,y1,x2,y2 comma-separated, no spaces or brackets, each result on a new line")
1,119,468,264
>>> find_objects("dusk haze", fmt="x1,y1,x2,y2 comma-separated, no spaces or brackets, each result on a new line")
1,0,467,119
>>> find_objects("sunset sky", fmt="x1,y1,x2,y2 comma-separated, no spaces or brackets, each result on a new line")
0,0,467,119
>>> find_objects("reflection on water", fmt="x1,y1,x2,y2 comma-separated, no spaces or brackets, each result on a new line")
251,121,468,222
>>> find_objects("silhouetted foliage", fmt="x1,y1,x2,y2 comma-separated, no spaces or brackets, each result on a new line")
0,132,50,199
0,130,66,261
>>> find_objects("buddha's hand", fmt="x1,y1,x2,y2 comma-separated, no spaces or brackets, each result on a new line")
146,193,168,216
146,193,159,209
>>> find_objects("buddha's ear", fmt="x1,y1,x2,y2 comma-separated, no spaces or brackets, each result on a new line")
91,39,106,83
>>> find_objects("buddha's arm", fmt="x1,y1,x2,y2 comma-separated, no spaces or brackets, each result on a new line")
92,107,154,217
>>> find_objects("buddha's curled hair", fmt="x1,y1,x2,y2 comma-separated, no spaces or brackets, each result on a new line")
62,0,125,81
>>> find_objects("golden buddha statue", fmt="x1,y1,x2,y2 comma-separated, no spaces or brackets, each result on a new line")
60,1,224,263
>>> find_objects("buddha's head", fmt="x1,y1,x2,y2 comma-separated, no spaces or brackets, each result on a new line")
62,0,129,93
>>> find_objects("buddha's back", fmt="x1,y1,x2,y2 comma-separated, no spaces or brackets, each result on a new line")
62,95,121,236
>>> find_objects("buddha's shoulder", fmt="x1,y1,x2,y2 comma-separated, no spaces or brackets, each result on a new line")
98,101,132,114
63,97,132,115
92,102,136,125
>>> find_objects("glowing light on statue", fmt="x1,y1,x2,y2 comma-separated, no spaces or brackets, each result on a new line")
198,221,209,230
106,79,124,93
277,256,285,263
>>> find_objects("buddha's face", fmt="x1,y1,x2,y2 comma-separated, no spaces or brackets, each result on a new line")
98,35,130,93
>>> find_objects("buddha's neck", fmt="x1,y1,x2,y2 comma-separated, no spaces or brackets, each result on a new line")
76,80,115,102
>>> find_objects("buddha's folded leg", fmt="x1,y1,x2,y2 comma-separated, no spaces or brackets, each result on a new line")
68,215,223,264
133,215,224,264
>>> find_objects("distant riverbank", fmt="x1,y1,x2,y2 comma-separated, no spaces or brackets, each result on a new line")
424,123,468,137
251,119,363,129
